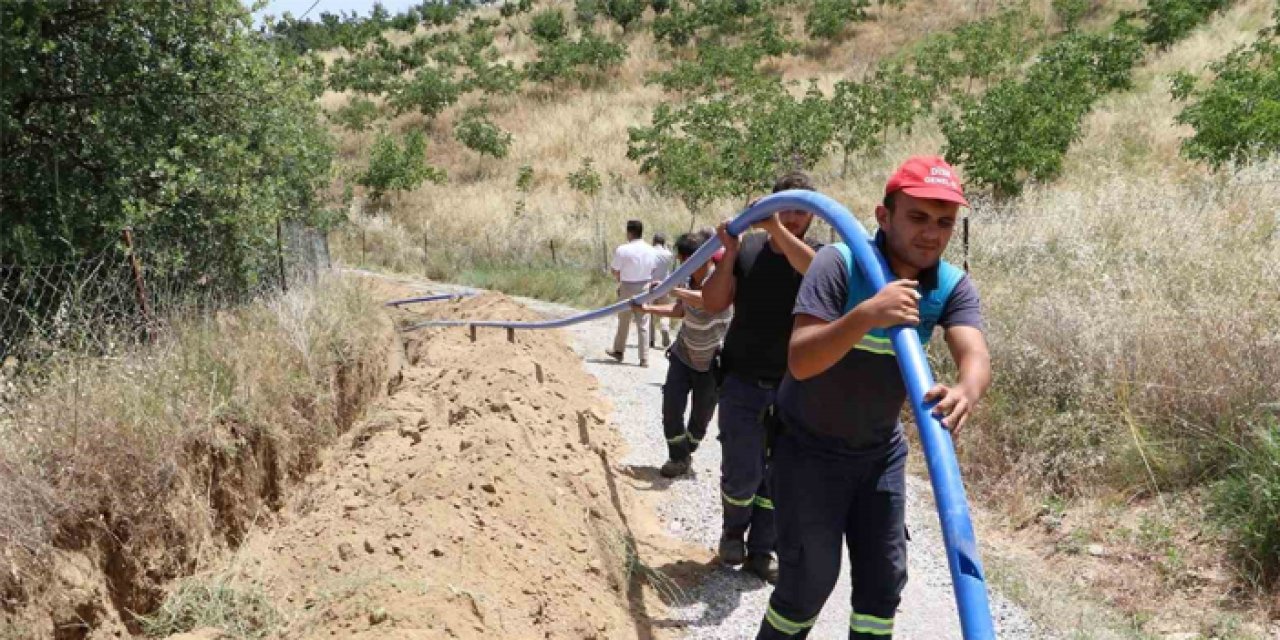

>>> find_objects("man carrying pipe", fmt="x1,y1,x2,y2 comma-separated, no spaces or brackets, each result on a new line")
702,171,821,584
756,156,991,639
632,231,732,479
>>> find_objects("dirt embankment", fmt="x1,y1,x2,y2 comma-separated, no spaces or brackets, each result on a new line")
218,292,696,638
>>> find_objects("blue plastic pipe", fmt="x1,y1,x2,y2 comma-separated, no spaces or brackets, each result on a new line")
405,190,996,639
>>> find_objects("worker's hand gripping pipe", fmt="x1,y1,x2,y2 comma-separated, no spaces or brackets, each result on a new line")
405,190,996,639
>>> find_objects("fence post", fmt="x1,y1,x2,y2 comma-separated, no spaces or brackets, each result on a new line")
361,229,367,267
121,228,154,341
276,217,288,293
549,239,557,266
963,216,970,273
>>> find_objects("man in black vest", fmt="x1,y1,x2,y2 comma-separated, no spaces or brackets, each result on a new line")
701,171,820,583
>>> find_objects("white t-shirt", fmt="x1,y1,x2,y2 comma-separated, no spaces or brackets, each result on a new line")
651,245,674,281
612,239,658,283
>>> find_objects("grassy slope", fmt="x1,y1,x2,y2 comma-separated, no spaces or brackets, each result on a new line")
325,0,1280,635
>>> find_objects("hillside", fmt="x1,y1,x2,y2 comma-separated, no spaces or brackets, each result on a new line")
312,0,1280,635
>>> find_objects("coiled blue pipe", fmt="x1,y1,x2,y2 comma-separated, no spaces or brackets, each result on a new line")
405,190,995,639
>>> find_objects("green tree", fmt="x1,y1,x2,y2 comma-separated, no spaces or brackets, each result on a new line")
526,34,627,86
1,0,335,292
530,8,569,42
1172,30,1280,167
804,0,868,41
454,104,513,159
331,97,381,132
605,0,645,32
358,130,446,201
942,23,1144,196
388,66,463,119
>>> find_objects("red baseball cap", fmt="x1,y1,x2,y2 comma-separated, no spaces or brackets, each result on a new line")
884,156,969,207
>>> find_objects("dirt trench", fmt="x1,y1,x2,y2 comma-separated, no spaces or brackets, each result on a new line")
210,291,700,639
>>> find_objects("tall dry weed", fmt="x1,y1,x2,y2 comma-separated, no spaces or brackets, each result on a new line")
0,275,389,624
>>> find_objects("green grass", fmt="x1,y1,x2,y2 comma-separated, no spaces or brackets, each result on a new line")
139,574,281,639
1211,418,1280,590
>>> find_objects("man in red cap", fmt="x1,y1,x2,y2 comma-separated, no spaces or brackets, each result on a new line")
755,156,991,639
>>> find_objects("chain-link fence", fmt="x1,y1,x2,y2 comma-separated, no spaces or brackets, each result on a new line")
0,225,331,385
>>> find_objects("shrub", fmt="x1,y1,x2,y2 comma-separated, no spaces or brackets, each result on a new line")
0,1,334,290
330,96,381,132
1172,32,1280,168
454,105,514,159
526,34,627,86
576,0,603,25
942,23,1145,196
1053,0,1090,30
358,130,447,201
605,0,646,31
1212,420,1280,588
529,7,569,42
1142,0,1232,47
804,0,868,41
388,66,463,119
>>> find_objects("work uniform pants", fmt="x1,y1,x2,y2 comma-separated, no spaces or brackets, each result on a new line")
612,281,649,363
718,373,777,555
662,351,717,461
757,425,908,639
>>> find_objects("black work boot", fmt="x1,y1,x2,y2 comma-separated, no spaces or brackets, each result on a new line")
718,531,746,566
744,552,778,584
660,457,691,478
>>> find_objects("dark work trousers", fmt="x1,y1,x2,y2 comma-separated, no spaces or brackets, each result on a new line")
662,350,718,461
718,373,777,555
757,424,908,639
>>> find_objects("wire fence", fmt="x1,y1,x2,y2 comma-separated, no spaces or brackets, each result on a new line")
0,224,331,386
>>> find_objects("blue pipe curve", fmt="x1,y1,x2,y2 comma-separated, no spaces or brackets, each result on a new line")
404,190,995,638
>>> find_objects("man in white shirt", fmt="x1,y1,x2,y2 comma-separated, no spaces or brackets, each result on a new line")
607,220,657,366
649,233,675,349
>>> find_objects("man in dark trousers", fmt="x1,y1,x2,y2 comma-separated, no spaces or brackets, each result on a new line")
701,171,820,584
756,156,991,639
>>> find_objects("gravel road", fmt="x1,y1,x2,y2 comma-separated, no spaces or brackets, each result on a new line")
385,275,1052,639
515,297,1051,640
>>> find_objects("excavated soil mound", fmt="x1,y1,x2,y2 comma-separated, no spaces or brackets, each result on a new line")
228,291,700,639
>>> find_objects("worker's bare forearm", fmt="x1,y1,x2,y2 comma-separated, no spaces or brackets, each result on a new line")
700,255,735,313
788,310,876,380
768,226,815,275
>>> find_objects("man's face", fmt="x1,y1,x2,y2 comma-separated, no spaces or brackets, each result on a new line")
778,209,813,238
874,192,960,271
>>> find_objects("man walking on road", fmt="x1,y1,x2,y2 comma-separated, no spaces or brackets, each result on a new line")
607,219,657,367
634,232,732,479
756,157,991,639
649,233,675,349
701,171,820,584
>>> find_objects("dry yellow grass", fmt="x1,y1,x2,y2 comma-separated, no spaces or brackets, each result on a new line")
0,276,392,636
323,0,1280,630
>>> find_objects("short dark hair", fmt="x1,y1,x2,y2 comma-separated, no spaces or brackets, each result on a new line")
626,219,643,237
772,171,814,193
882,192,897,212
653,232,667,246
674,232,701,259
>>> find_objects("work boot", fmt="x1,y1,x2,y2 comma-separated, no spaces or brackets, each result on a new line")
744,552,779,584
660,457,691,479
718,531,746,566
605,349,623,363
